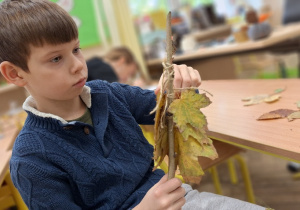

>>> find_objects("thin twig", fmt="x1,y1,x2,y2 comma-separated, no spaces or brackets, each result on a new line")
165,11,175,180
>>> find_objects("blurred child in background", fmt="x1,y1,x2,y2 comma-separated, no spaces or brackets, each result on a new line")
87,47,147,87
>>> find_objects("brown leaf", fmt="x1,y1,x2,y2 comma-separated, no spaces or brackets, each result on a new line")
257,109,296,120
153,92,168,170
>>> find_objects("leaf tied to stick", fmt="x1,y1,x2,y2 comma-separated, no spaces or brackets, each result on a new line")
153,90,218,184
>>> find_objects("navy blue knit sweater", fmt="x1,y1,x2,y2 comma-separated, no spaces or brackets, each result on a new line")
10,80,165,209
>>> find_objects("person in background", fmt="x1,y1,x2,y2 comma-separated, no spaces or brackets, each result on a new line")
0,0,266,209
87,47,147,87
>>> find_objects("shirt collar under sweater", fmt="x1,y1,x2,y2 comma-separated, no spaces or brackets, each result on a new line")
22,85,92,124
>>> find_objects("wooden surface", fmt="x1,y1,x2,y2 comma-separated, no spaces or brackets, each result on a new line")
148,23,300,66
0,150,12,185
200,79,300,161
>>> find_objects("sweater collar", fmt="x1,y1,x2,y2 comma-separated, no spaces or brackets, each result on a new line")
23,85,92,124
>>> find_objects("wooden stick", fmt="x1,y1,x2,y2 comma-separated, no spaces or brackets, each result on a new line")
165,11,176,180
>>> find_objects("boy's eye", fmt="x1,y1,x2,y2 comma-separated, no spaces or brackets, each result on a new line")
73,47,81,54
51,56,61,63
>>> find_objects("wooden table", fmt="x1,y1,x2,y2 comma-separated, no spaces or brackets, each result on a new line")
200,79,300,161
147,23,300,80
0,150,12,185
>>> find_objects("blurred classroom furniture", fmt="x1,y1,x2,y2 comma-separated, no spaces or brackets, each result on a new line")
0,113,25,151
147,23,300,80
0,150,27,210
0,151,11,189
282,0,300,25
101,0,151,82
0,82,28,209
200,79,300,162
189,24,231,43
0,84,27,116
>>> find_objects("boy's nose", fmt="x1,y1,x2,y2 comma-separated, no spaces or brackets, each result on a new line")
71,56,84,74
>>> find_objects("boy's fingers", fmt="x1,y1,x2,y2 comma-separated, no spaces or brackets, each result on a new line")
155,64,201,94
189,67,201,87
163,184,185,208
173,65,182,89
172,197,186,210
159,177,182,194
178,65,192,89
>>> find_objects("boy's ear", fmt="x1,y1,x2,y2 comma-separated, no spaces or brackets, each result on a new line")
0,61,27,87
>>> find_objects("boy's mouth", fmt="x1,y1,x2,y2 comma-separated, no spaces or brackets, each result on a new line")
73,78,86,87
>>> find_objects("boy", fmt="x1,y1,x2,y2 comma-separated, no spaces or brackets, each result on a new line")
0,0,265,209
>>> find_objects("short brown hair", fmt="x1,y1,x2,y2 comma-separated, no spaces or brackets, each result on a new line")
0,0,78,71
246,10,258,24
104,47,136,65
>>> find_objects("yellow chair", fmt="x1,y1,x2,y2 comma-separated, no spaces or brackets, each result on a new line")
0,171,28,210
293,172,300,179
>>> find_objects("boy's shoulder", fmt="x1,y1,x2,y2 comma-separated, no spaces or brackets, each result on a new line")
85,79,119,93
85,79,137,95
13,126,47,156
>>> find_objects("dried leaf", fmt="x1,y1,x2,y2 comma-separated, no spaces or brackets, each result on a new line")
175,128,204,183
168,90,217,183
174,127,217,183
168,90,211,133
257,109,296,120
153,90,217,183
274,87,285,94
242,94,269,106
296,101,300,109
242,87,285,106
264,94,281,103
153,93,168,170
287,111,300,121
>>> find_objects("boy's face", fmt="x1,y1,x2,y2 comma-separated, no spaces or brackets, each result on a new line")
23,39,87,105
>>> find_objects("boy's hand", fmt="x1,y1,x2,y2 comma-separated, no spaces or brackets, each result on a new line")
134,175,186,210
154,64,201,95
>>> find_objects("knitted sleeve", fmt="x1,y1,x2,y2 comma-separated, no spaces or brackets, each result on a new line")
108,82,157,125
10,132,81,209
